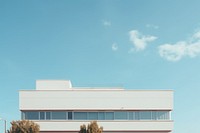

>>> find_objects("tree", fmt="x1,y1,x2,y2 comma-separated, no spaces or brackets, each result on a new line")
79,121,103,133
79,124,87,133
8,120,40,133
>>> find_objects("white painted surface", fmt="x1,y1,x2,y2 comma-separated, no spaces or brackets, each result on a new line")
19,90,173,110
34,120,173,132
36,80,72,90
19,80,173,132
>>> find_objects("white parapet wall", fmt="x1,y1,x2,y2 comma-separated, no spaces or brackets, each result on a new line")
19,89,173,110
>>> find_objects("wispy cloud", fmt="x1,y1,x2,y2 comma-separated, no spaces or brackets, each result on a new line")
159,30,200,61
112,43,118,51
146,24,159,29
102,20,111,26
129,30,157,51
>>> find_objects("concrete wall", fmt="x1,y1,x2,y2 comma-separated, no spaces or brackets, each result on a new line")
19,90,173,110
35,120,173,132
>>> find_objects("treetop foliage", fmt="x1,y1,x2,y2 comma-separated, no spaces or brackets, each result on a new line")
8,120,40,133
79,121,103,133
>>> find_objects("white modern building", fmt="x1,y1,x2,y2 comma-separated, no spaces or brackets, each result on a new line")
19,80,173,133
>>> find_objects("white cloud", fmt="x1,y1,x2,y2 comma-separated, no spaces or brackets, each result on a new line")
112,43,118,51
102,20,111,26
159,31,200,61
159,42,188,61
192,30,200,39
129,30,157,51
146,24,159,29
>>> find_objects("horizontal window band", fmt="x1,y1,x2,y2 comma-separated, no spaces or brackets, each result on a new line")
21,111,170,121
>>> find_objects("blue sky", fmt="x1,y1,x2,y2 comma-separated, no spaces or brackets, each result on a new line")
1,0,200,132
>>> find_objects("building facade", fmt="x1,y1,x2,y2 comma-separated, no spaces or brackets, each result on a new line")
19,80,173,133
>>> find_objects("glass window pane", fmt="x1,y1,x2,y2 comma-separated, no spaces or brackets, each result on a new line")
157,111,169,120
52,111,66,120
115,112,127,120
128,112,136,120
135,111,139,120
74,112,87,120
21,112,25,120
165,111,169,119
40,112,45,120
139,111,151,120
105,112,114,120
25,112,39,120
88,112,98,120
152,111,157,120
98,112,105,120
68,112,72,120
46,112,51,120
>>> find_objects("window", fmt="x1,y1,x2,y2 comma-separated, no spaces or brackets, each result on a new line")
21,110,170,121
46,112,51,120
157,111,169,120
115,112,127,120
40,112,45,120
52,111,66,120
88,112,98,120
128,112,136,120
105,112,114,120
21,112,25,120
74,112,87,120
152,111,157,120
135,111,139,120
68,112,72,120
139,111,151,120
25,112,39,120
98,112,105,120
